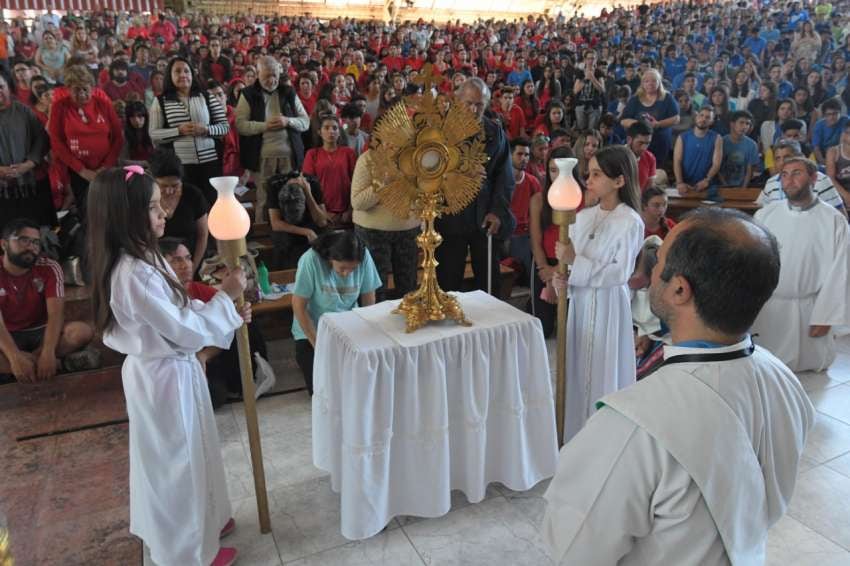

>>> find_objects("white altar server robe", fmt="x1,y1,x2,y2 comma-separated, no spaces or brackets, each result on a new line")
564,202,643,442
103,255,243,566
753,200,850,371
543,340,814,566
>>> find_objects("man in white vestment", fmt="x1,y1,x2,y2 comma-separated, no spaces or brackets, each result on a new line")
542,208,814,565
753,156,850,372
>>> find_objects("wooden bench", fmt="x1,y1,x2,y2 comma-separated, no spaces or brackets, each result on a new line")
667,188,761,220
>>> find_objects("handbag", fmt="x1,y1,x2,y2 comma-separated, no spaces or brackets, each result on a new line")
198,247,261,303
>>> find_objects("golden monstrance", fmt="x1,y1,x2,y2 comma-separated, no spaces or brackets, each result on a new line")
368,64,488,332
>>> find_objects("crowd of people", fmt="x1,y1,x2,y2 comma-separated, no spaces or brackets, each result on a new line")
1,0,849,382
1,2,849,565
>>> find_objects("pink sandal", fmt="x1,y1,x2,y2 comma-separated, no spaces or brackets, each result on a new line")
210,547,238,566
220,518,236,539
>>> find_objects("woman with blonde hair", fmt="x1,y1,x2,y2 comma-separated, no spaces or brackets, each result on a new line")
69,25,98,71
791,21,822,63
620,68,680,167
573,129,603,182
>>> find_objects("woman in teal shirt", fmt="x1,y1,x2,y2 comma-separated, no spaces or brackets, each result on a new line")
292,230,381,394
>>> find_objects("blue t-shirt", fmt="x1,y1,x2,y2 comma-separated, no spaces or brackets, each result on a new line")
760,28,781,43
680,129,720,185
720,135,761,187
291,248,382,341
623,93,680,164
812,116,849,154
506,69,533,87
743,36,767,56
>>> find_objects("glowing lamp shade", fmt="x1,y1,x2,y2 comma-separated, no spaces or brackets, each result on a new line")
208,176,251,241
547,158,583,212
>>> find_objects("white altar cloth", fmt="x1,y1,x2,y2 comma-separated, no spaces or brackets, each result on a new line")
312,291,558,540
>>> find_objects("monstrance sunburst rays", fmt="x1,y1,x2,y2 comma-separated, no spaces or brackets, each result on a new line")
368,63,487,332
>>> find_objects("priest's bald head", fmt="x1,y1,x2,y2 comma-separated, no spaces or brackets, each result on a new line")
649,208,780,342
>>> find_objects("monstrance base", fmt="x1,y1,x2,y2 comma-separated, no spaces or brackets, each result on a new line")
393,285,471,333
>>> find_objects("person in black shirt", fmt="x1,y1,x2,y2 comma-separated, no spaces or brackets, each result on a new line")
149,149,210,274
267,171,328,269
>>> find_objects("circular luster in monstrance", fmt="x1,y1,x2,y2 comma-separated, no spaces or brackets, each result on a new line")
367,66,488,332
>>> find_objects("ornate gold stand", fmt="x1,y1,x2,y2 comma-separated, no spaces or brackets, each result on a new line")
393,194,471,333
368,63,487,333
552,208,576,447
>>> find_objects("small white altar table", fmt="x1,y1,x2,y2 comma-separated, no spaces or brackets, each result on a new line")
312,290,558,540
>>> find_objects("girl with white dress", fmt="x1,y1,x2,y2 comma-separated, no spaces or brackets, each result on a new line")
554,145,645,443
86,166,249,566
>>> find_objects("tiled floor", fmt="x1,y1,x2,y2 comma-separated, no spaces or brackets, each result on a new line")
147,334,850,565
7,335,850,565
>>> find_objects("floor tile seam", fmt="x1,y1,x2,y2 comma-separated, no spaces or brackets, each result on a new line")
785,509,850,553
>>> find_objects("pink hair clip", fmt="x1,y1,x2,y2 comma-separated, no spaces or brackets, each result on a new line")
124,164,145,182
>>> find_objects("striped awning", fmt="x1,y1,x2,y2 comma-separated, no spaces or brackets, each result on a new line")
4,0,163,11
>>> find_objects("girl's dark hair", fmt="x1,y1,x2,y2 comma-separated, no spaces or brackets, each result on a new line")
124,100,154,156
519,79,539,115
593,145,642,213
148,148,184,178
542,99,567,134
30,79,52,105
311,230,366,263
162,56,203,98
87,168,188,333
542,145,577,230
641,185,667,207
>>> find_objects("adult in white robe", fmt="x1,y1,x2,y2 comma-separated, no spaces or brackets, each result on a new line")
544,208,814,565
564,202,644,442
543,340,814,565
103,255,243,566
753,199,850,372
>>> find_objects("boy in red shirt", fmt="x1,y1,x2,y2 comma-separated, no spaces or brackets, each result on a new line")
0,219,98,382
508,138,542,279
494,87,526,140
627,120,657,192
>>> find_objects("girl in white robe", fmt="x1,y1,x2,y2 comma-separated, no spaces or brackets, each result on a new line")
86,167,248,566
555,146,645,443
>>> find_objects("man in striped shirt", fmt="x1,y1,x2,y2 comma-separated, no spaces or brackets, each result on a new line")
0,218,99,383
757,139,848,218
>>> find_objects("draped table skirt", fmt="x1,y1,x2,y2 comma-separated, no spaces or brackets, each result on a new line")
312,291,558,540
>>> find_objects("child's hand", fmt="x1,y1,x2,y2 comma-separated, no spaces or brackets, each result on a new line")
552,273,568,298
555,241,576,264
238,301,252,324
221,267,247,300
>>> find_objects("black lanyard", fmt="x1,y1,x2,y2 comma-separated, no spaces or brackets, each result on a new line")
659,343,756,369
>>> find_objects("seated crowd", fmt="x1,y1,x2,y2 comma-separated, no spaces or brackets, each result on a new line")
2,0,850,390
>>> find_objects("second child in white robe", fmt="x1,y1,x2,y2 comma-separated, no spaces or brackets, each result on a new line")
543,339,814,565
753,200,850,371
103,255,244,566
564,203,643,442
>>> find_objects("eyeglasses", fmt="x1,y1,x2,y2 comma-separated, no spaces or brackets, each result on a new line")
9,236,42,249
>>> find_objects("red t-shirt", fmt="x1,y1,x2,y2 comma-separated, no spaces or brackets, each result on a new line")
48,91,124,173
382,56,404,72
187,281,218,303
101,78,145,102
644,217,676,240
495,105,527,140
16,86,32,106
637,149,657,192
0,258,63,331
302,146,357,214
510,172,542,235
298,91,318,117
